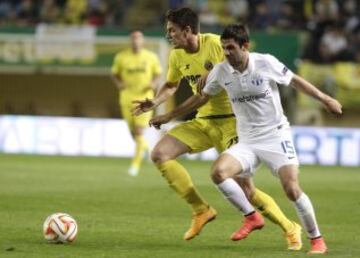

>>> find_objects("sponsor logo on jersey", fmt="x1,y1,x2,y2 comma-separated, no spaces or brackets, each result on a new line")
204,60,214,71
282,66,288,75
250,74,263,86
231,88,270,103
184,74,201,84
126,67,146,73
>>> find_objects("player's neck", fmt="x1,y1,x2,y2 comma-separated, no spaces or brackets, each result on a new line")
132,47,142,54
184,34,199,54
235,53,249,73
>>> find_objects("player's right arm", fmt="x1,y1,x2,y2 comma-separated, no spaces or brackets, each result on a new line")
132,81,179,116
149,94,210,129
111,53,124,90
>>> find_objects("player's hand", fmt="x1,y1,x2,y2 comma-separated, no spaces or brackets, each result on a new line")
196,74,208,95
323,97,342,115
149,114,171,129
131,98,156,116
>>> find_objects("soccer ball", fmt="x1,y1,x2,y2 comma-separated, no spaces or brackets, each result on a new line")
43,213,78,243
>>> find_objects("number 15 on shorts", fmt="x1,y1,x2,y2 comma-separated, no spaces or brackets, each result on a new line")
281,140,295,159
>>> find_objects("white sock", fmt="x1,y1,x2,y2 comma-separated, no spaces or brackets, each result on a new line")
293,192,321,238
217,178,255,215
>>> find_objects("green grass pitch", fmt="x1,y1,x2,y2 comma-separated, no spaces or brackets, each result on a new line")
0,154,359,258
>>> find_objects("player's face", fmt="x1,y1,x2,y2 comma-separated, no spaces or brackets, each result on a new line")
130,31,144,51
221,38,247,68
166,21,188,49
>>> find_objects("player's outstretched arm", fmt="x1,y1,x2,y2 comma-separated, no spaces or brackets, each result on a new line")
131,81,178,116
168,93,209,119
149,94,210,129
290,74,342,115
149,114,172,129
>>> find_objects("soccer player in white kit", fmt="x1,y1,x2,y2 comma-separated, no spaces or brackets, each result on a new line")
202,24,342,254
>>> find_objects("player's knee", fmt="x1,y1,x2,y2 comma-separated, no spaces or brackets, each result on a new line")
284,184,302,201
150,147,168,163
211,164,230,184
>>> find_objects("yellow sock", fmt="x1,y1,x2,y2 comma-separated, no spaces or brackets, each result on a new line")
130,135,148,168
251,188,294,233
156,160,209,214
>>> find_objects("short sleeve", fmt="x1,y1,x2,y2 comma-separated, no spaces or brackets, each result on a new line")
111,53,121,75
166,51,182,83
203,65,223,96
264,54,294,86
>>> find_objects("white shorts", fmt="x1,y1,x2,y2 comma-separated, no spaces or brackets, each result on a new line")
225,126,299,177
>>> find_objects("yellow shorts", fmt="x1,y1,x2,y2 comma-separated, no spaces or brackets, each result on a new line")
120,91,153,132
168,116,238,153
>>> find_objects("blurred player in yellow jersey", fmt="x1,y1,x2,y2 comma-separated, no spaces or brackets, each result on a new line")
111,30,162,176
132,8,301,250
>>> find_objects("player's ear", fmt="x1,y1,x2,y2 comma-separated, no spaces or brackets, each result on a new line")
242,42,250,50
184,25,192,35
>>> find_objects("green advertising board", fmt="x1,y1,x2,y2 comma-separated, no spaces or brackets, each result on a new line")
0,26,300,74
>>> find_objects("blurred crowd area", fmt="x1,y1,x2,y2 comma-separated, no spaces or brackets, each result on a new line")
0,0,359,63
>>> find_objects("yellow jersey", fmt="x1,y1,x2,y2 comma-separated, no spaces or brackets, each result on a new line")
111,48,162,98
167,33,233,117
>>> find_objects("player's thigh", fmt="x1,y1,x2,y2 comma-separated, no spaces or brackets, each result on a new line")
151,134,191,162
167,119,213,153
254,127,299,176
224,142,260,178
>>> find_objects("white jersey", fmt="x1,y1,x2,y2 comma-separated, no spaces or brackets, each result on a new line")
203,52,294,139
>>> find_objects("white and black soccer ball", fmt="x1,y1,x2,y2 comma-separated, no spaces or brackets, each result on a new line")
43,213,78,243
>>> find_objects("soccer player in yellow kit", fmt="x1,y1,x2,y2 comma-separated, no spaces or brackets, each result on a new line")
133,8,301,249
111,30,162,176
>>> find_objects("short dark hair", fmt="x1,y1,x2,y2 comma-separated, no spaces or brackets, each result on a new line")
166,7,199,34
221,24,249,47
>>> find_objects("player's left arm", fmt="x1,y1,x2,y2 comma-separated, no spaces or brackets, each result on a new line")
153,63,222,129
290,74,342,115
